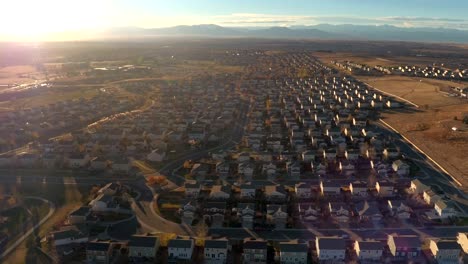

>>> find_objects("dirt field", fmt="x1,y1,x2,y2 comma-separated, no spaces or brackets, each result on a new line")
382,104,468,190
361,76,465,107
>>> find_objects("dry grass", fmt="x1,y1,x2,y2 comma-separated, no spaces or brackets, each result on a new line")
382,104,468,190
314,51,464,68
361,76,465,107
156,60,243,80
314,52,399,67
0,65,46,87
0,87,100,110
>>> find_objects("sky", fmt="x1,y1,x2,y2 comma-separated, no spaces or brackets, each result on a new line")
1,0,468,40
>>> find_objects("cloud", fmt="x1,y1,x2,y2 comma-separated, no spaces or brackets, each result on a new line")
210,13,468,30
386,17,466,22
213,13,315,26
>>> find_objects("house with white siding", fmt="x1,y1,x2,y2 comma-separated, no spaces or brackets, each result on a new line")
429,239,462,264
168,238,194,262
295,183,312,199
315,237,346,261
204,239,229,264
128,235,160,260
387,235,421,260
354,240,383,261
278,241,308,264
243,239,268,264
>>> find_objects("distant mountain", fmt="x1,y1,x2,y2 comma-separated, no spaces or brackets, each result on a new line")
103,24,468,43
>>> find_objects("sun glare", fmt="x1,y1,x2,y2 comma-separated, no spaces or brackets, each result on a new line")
1,0,109,40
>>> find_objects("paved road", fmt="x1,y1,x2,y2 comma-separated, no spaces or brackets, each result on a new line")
209,226,468,241
0,196,56,260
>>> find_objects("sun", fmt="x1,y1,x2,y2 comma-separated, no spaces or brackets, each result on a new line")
0,0,109,40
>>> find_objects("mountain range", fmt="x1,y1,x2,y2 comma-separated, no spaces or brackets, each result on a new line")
103,24,468,43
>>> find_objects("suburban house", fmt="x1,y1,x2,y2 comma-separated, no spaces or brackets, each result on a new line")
146,149,166,162
86,242,113,264
295,183,312,199
354,240,383,261
429,239,462,264
240,183,257,200
243,239,268,264
209,185,231,200
423,189,442,205
68,206,91,224
237,203,255,229
434,200,458,219
51,228,88,246
328,202,350,223
410,179,430,195
185,182,201,198
204,239,229,264
266,204,288,229
349,181,368,197
320,181,341,196
298,203,320,222
203,202,226,227
278,241,308,264
179,200,197,225
68,153,90,168
89,194,120,213
264,185,287,202
128,235,160,260
356,201,383,222
168,238,194,262
387,200,412,219
392,160,410,177
286,161,301,179
387,235,421,259
375,181,394,197
315,237,346,261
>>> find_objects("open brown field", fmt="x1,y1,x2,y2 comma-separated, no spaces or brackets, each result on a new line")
314,51,467,68
382,104,468,190
0,87,100,111
360,76,466,107
314,52,400,67
0,65,45,87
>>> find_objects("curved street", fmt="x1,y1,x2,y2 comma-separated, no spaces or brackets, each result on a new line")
0,196,56,260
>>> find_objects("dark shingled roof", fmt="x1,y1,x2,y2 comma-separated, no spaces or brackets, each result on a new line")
205,239,228,249
357,241,383,250
129,235,158,248
317,237,346,250
244,240,267,250
168,239,193,248
436,241,461,250
87,242,111,251
391,236,420,249
279,242,308,252
69,206,90,217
